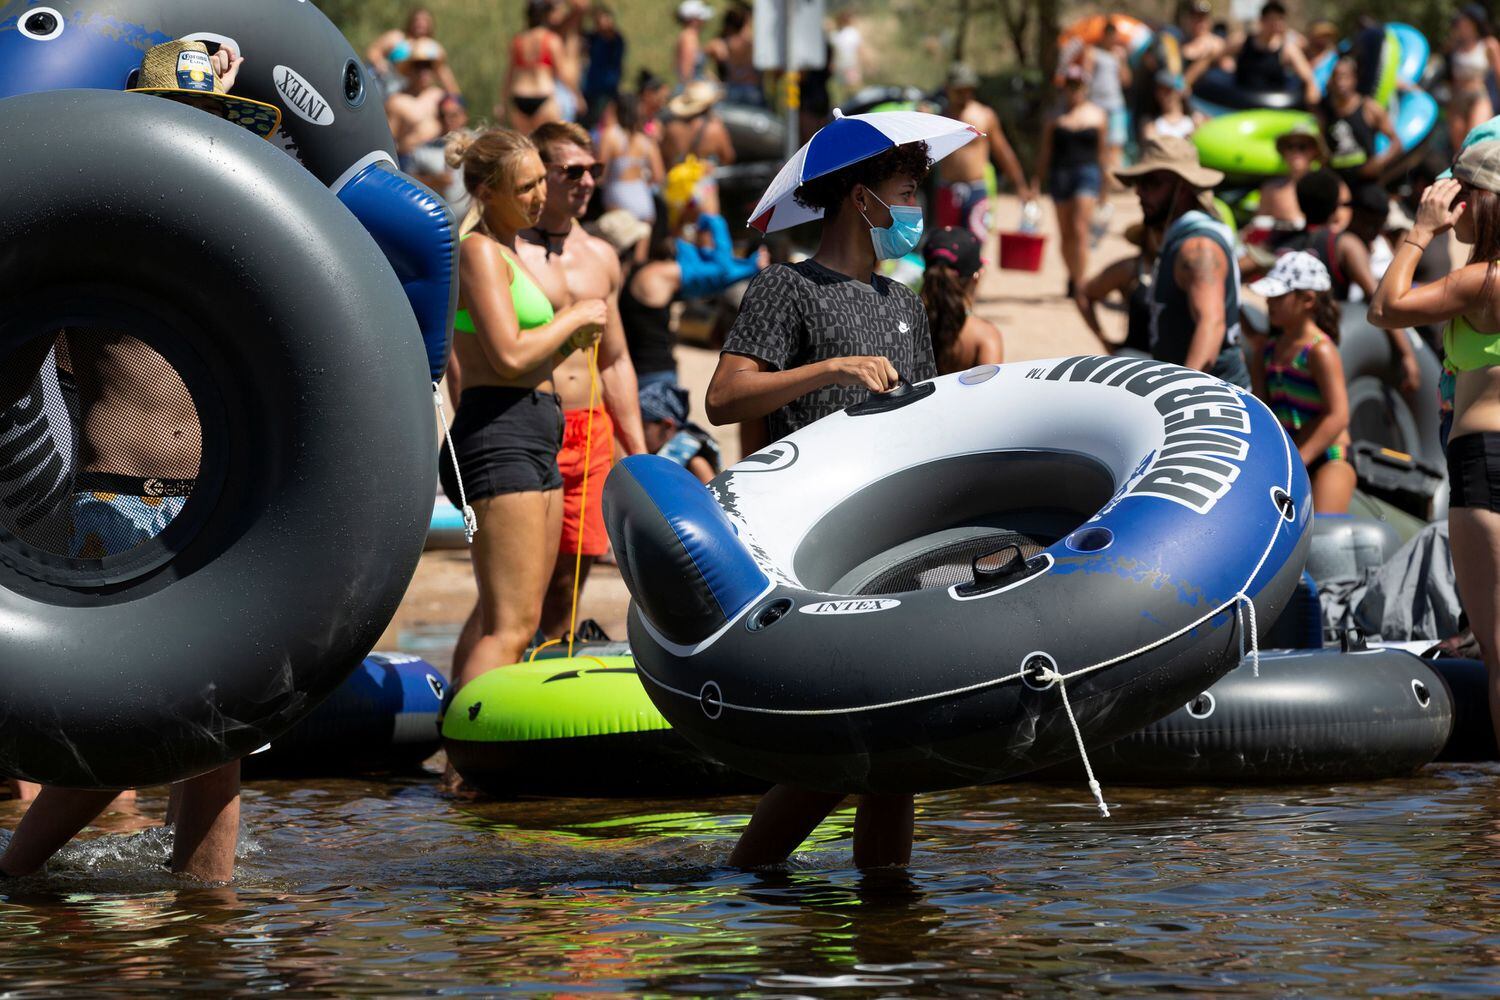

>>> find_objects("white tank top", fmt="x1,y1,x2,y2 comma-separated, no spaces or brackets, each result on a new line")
1151,115,1197,140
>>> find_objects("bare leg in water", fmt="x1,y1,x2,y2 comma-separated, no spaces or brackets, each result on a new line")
1,761,238,880
1448,506,1500,747
728,784,914,869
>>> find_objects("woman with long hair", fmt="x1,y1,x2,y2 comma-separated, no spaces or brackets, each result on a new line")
503,0,564,132
1036,65,1107,298
1248,251,1355,513
441,126,606,699
1370,142,1500,743
599,92,665,224
636,69,670,140
920,226,1004,374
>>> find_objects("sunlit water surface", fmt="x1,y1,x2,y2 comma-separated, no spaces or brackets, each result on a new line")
3,764,1499,996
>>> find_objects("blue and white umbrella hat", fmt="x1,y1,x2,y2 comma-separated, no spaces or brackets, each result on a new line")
748,108,983,233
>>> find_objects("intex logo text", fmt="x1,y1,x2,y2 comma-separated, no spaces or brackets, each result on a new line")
799,599,901,616
274,65,334,126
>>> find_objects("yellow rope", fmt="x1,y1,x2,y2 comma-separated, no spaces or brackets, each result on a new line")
528,638,564,663
566,343,601,659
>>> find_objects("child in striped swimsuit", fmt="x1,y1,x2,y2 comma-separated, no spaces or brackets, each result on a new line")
1249,251,1357,512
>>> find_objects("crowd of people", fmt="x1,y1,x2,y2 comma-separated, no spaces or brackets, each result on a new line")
369,3,828,710
14,2,1500,885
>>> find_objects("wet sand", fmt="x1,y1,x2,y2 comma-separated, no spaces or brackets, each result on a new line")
379,192,1140,659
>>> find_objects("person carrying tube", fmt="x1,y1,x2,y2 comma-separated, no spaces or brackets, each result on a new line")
706,107,983,868
0,39,281,882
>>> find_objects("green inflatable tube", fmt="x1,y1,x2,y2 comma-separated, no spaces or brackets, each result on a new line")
1194,108,1314,178
442,657,761,798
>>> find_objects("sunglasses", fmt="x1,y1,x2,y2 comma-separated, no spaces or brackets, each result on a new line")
554,163,604,182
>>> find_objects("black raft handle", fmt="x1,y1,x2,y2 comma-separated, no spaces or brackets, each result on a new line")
846,378,935,416
955,543,1045,597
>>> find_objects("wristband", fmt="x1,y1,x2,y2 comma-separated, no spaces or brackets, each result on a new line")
1404,238,1430,251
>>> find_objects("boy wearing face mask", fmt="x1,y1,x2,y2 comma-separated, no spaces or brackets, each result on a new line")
706,142,936,444
706,142,934,870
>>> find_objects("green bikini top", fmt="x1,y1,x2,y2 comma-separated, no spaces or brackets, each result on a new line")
1444,313,1500,373
454,232,555,335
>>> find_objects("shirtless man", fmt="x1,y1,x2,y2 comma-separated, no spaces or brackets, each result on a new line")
0,329,239,880
1178,0,1228,91
384,40,450,165
0,39,269,882
516,123,646,640
660,82,736,169
937,64,1034,245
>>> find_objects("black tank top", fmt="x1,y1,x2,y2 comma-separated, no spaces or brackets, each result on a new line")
1125,259,1154,354
1322,97,1377,178
1052,125,1100,172
620,266,676,375
1235,35,1290,92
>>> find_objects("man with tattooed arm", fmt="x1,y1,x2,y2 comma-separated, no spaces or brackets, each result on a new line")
1117,136,1252,388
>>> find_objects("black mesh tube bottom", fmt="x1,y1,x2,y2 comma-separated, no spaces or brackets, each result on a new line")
853,530,1055,596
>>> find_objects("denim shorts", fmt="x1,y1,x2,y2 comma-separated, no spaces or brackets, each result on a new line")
1050,163,1103,202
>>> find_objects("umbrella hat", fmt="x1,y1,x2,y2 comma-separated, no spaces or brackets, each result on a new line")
748,108,982,233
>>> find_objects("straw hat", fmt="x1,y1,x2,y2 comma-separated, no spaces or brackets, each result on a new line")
668,80,722,119
129,40,281,139
1115,135,1223,189
595,209,651,254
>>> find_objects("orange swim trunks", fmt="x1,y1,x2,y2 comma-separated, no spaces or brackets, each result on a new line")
558,406,613,557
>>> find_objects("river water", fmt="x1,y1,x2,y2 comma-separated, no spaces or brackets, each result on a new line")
2,763,1499,996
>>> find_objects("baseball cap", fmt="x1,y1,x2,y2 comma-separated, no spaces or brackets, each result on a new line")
922,227,983,277
1249,251,1332,297
1451,139,1500,194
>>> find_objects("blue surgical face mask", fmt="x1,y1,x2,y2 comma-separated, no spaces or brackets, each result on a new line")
860,190,924,260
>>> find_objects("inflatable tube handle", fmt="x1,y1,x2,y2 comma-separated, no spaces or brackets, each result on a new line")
846,379,934,416
603,456,770,647
336,161,458,382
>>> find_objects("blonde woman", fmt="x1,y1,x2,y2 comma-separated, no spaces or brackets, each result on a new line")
441,127,606,698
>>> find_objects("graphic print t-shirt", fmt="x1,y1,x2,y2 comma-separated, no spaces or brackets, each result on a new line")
721,260,936,442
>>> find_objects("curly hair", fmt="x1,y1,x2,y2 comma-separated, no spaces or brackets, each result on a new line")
921,263,969,360
793,141,932,220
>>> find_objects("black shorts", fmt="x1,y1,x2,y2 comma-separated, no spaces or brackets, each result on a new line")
439,386,564,506
1447,431,1500,513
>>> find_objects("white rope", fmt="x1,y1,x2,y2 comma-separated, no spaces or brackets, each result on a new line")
432,382,477,544
1036,664,1110,817
1237,591,1261,677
